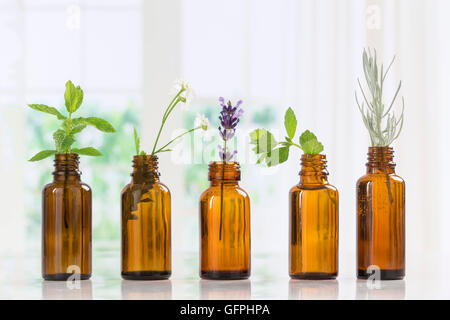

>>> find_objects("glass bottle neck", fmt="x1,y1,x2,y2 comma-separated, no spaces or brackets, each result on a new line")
366,147,396,174
53,153,81,182
299,154,328,185
131,155,160,184
208,161,240,186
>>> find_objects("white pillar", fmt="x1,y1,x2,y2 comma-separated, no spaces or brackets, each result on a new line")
142,0,187,277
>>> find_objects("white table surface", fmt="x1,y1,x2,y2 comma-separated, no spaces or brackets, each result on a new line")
0,248,448,300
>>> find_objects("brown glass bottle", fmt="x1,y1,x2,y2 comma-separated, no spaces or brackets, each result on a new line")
357,147,405,280
289,154,339,279
200,161,250,280
42,153,92,280
121,155,171,280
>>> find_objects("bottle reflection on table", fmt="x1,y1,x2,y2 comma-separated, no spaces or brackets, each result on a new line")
356,279,405,299
200,279,251,300
288,279,339,300
121,280,172,300
42,279,92,300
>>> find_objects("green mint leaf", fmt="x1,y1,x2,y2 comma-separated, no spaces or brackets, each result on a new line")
75,117,116,133
70,123,87,135
265,147,290,167
29,150,57,162
71,147,103,156
302,140,324,154
64,80,84,113
249,129,277,154
300,130,324,154
284,107,297,139
28,104,66,120
53,129,66,152
299,130,317,147
134,127,140,155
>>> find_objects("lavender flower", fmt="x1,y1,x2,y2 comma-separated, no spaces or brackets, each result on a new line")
217,97,243,161
218,97,243,141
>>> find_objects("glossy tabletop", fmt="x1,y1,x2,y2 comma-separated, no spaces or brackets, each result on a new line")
0,248,448,300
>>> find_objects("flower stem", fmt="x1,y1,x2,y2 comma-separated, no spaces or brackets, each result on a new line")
151,89,184,155
65,111,72,153
219,139,226,241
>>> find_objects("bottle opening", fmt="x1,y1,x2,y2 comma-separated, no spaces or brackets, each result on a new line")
208,161,241,182
132,155,159,181
299,154,328,184
53,153,80,177
367,147,395,172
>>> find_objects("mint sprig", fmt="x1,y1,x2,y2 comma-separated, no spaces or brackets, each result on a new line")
249,107,324,167
28,80,116,161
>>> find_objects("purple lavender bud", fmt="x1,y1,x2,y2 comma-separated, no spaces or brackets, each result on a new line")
235,108,244,118
218,97,244,142
220,129,235,140
218,145,237,161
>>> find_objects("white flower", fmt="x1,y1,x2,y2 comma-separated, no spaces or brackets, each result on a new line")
194,113,213,141
172,78,188,92
172,78,195,106
195,113,210,131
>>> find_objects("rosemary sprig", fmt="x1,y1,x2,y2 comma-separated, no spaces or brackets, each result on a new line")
355,48,405,147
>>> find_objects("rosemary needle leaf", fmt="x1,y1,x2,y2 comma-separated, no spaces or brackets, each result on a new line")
355,48,405,146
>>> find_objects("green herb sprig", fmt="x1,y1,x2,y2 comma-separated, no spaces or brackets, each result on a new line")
355,48,405,146
249,107,324,167
133,127,146,156
28,80,115,161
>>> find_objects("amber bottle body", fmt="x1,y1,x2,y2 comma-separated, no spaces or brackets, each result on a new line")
121,155,171,280
42,154,92,281
357,147,405,280
289,154,339,279
200,161,251,280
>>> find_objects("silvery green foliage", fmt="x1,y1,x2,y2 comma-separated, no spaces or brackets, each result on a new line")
355,49,405,147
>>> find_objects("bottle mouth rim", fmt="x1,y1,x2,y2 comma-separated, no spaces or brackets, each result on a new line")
367,146,395,160
301,153,326,159
54,153,79,160
133,154,158,160
208,161,240,170
208,161,241,181
208,161,241,171
368,146,394,151
209,160,239,165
